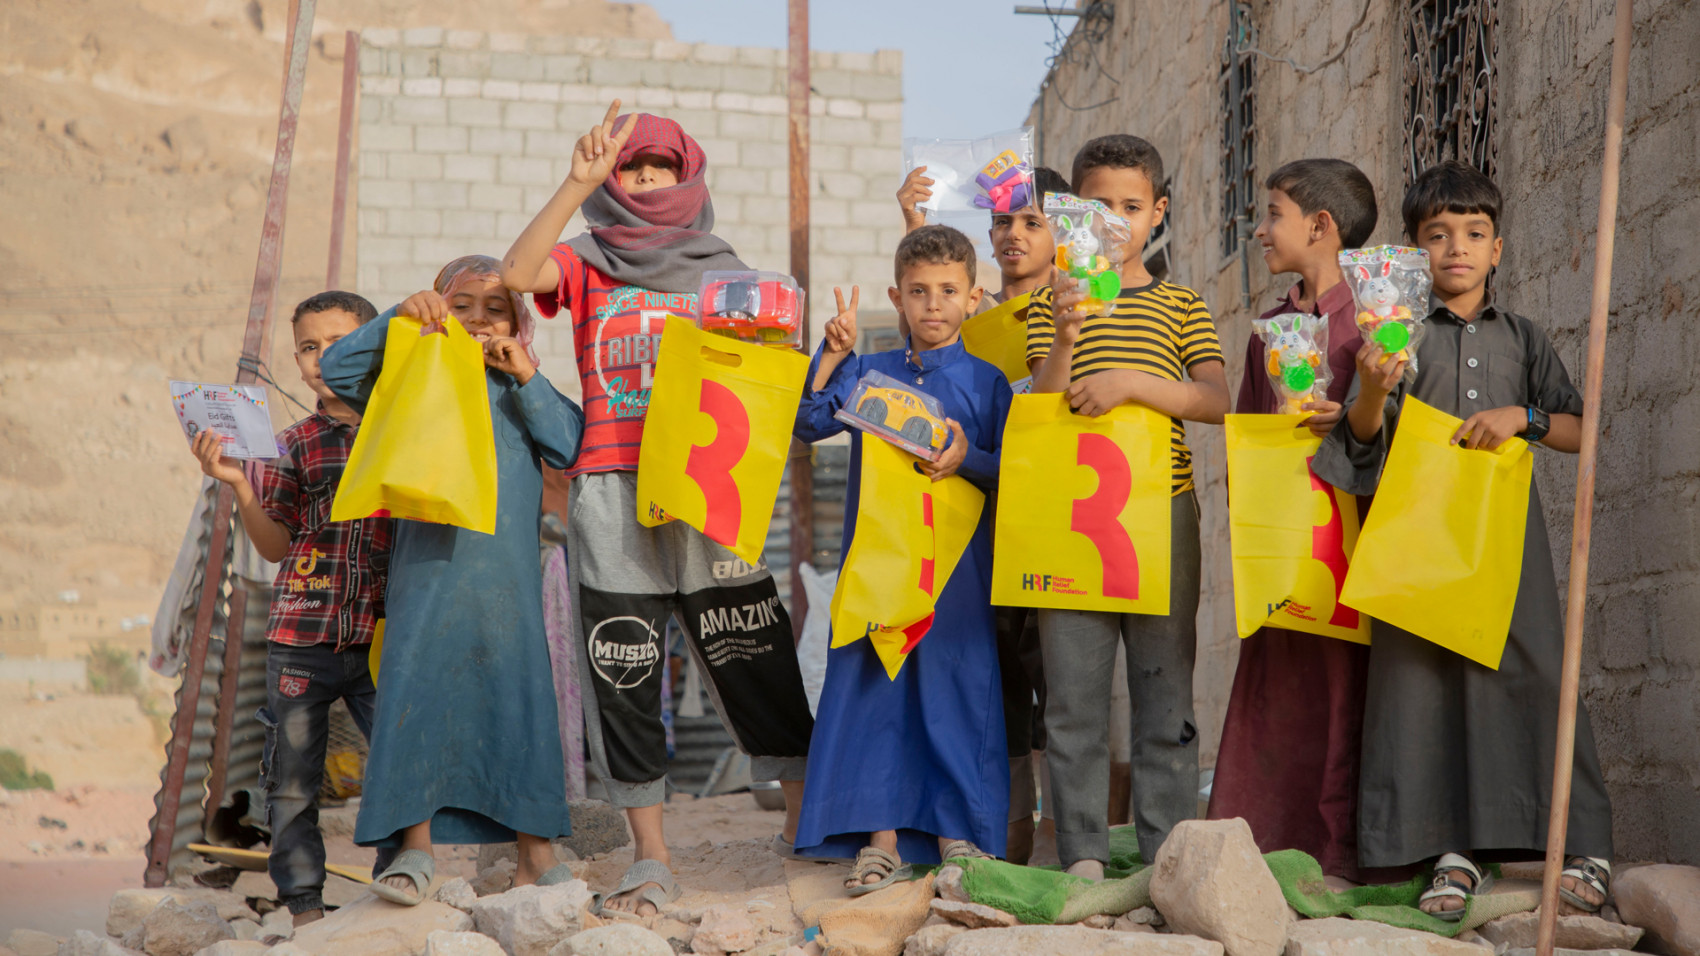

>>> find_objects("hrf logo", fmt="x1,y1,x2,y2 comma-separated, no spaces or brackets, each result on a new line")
1267,597,1294,616
1022,573,1055,592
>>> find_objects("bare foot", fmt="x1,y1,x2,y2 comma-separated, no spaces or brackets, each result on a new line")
1066,859,1105,882
513,838,560,887
1559,857,1607,912
604,851,672,916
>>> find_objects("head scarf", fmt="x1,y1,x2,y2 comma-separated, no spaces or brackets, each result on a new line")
564,114,746,295
434,254,539,366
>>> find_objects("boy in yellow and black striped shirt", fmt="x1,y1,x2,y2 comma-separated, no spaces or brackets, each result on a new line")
1025,135,1229,878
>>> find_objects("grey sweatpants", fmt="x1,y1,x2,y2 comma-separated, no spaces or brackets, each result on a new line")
1038,491,1201,866
568,471,812,810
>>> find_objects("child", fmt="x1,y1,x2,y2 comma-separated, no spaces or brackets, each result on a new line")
320,256,586,903
1315,161,1613,916
902,162,1072,862
1027,135,1230,879
188,291,393,927
792,225,1013,888
1207,158,1378,881
501,101,814,915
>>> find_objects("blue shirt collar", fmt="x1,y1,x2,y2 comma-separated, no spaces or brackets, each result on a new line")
903,336,966,372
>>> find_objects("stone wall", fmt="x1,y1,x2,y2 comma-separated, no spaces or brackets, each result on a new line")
354,29,906,391
1029,0,1699,863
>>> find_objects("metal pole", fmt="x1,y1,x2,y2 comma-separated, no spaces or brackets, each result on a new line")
1536,0,1633,951
144,0,317,887
202,587,249,820
786,0,813,639
327,30,360,290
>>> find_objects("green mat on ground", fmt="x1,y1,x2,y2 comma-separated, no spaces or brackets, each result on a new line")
957,826,1539,936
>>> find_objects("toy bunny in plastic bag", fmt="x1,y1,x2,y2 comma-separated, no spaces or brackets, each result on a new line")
1251,313,1331,415
1045,192,1130,317
1339,245,1432,380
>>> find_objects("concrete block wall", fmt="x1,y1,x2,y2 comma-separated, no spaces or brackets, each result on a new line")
1030,0,1700,862
355,30,906,399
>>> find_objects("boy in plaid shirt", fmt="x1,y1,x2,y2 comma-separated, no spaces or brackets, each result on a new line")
189,291,393,928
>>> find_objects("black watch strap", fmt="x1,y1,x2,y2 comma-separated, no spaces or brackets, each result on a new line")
1525,405,1550,442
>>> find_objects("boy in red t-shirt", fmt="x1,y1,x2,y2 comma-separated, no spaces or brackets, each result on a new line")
503,101,813,916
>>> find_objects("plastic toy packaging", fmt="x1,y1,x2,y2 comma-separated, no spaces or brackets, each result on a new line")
1045,192,1130,317
1251,313,1331,415
1339,246,1432,380
834,370,949,461
696,271,805,348
902,127,1035,216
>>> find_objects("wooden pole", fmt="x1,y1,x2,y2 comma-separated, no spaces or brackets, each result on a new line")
785,0,813,638
1536,0,1633,951
327,30,360,290
144,0,317,887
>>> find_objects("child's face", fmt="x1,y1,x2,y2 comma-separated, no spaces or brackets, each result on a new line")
989,207,1056,283
888,260,982,351
618,153,680,193
1416,211,1502,299
1077,166,1168,270
1253,187,1328,276
448,276,516,339
293,308,362,403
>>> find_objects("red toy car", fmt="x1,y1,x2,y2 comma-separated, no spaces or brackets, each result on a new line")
697,271,805,347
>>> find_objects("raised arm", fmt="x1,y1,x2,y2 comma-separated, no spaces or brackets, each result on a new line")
501,99,635,295
319,308,395,415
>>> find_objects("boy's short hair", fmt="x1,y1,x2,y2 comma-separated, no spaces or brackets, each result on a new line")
1401,160,1502,240
1071,135,1166,200
292,291,379,326
1265,159,1379,248
1032,165,1071,200
894,224,976,285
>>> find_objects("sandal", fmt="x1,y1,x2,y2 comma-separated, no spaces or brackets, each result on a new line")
1560,856,1611,913
536,862,577,886
1418,852,1492,923
941,840,992,863
845,846,911,897
590,859,681,917
371,848,434,906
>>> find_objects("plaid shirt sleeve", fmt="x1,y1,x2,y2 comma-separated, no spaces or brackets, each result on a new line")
260,441,306,537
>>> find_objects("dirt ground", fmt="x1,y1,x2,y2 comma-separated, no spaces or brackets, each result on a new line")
0,787,785,938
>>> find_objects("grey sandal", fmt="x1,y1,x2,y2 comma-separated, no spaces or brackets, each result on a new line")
941,840,992,863
591,859,681,916
845,846,911,897
371,848,434,906
536,862,577,886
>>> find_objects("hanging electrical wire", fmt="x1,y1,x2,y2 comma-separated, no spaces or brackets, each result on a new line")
1235,0,1373,75
1028,1,1121,112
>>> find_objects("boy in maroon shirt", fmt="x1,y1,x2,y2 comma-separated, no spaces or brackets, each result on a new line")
1207,159,1378,882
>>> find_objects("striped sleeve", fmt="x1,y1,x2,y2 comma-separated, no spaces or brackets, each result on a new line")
1179,292,1224,368
1025,284,1056,363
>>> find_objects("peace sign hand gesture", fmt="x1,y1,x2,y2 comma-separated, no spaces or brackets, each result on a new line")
566,99,638,190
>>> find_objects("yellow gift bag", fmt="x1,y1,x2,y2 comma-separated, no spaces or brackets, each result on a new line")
635,317,809,565
331,315,497,534
991,394,1172,614
1340,397,1532,668
961,292,1034,384
1225,414,1370,644
831,437,985,679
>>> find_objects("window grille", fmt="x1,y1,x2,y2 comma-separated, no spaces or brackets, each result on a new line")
1219,3,1257,259
1404,0,1498,184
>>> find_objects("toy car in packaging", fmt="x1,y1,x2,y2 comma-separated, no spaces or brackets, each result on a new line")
697,271,805,347
834,370,949,461
1339,245,1432,379
1046,192,1130,317
1251,312,1331,415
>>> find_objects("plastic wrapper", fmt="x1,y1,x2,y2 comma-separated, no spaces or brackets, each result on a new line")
902,127,1035,216
696,270,805,348
1046,192,1130,317
833,369,949,461
1251,312,1331,414
1339,245,1432,380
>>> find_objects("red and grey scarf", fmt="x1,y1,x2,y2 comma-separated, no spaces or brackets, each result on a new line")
564,113,746,295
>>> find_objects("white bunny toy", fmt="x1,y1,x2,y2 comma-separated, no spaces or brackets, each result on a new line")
1355,260,1408,321
1254,313,1329,414
1056,212,1102,267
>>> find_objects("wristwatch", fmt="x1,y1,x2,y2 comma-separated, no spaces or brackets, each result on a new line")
1525,405,1551,443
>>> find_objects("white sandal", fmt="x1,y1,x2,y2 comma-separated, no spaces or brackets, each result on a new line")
1418,852,1492,922
1559,856,1611,912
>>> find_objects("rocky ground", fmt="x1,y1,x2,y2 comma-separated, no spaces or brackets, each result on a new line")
2,804,1696,956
